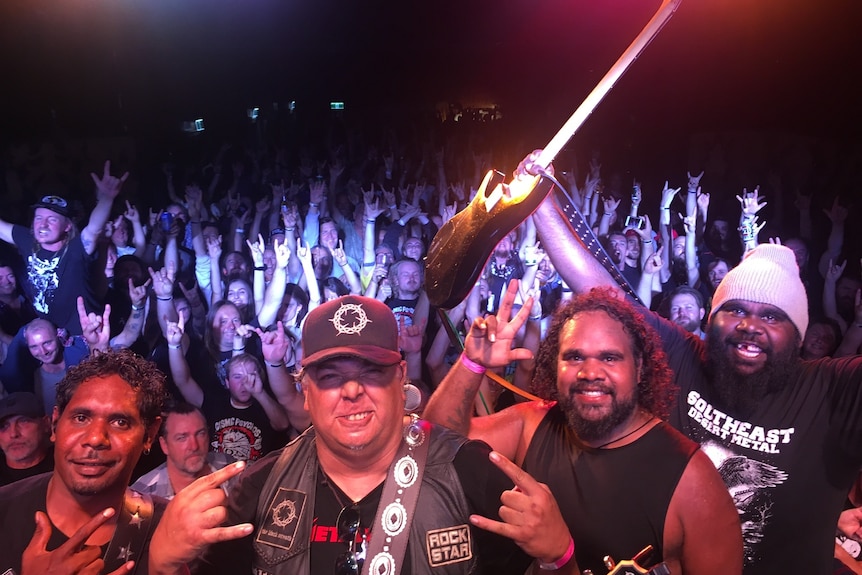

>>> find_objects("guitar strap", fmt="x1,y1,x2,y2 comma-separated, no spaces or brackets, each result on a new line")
361,416,431,575
549,180,644,306
101,489,156,572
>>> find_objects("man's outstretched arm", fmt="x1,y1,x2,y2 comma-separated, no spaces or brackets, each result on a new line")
532,194,615,294
515,150,615,295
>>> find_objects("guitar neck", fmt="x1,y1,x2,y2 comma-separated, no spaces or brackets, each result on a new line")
536,0,682,169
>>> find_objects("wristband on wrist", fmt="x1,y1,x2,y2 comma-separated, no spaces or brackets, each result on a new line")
156,295,173,302
366,219,376,224
389,204,397,210
131,303,145,311
660,206,670,211
235,228,244,234
285,227,296,232
310,202,319,208
168,343,181,350
459,353,486,375
538,537,575,571
266,361,284,368
254,265,265,271
601,212,612,218
233,348,245,352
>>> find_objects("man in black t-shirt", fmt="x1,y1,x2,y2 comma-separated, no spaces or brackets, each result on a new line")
0,161,127,392
0,349,167,575
525,152,862,575
149,295,551,575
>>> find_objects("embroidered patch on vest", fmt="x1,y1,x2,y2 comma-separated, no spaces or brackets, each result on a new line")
256,487,306,550
425,524,472,566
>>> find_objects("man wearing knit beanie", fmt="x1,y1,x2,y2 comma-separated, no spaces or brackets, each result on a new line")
709,244,809,342
529,191,862,575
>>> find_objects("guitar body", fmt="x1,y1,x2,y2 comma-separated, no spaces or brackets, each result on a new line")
426,170,554,309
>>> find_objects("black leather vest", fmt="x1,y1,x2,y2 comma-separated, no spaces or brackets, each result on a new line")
249,425,480,575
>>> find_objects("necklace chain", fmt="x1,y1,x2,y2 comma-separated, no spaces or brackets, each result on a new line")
595,415,656,449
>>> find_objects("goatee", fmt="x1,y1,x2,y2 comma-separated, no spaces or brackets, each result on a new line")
559,387,639,444
705,324,800,418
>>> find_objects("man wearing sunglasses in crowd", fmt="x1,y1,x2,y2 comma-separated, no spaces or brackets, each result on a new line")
149,295,570,575
0,160,128,393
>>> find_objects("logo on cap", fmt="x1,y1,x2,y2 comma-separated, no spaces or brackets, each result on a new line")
329,302,371,336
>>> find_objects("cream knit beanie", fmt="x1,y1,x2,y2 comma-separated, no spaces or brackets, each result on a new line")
708,244,808,339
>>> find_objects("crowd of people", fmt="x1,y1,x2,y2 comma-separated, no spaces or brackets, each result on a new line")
0,113,860,574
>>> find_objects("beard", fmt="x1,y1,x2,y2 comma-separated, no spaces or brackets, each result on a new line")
705,323,800,418
558,385,639,443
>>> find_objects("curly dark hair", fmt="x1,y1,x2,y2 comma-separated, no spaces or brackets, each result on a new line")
531,287,677,419
56,348,167,428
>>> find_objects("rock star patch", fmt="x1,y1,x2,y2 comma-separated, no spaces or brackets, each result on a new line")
425,524,472,567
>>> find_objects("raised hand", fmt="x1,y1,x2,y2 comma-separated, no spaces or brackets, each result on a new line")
206,234,223,259
631,179,642,207
469,451,572,566
123,200,141,224
687,170,704,192
254,322,289,365
77,297,111,352
148,263,176,299
826,259,847,283
696,188,710,213
660,181,681,209
165,313,186,347
309,179,326,206
463,280,533,369
273,238,290,269
364,197,385,222
602,195,621,215
91,160,129,201
332,240,348,269
280,204,298,232
246,234,266,267
22,508,135,575
128,277,152,309
148,462,252,571
255,196,271,215
398,316,425,354
736,186,767,219
823,196,849,225
643,246,664,275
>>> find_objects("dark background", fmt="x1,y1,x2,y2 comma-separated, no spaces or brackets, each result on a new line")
2,0,861,203
3,0,860,137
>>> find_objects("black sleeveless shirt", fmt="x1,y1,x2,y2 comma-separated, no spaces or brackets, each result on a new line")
522,405,698,573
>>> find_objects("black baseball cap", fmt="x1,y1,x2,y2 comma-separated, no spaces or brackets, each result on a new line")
0,392,44,423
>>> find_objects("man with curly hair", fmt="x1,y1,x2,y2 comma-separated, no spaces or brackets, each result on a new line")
425,283,742,575
0,348,167,575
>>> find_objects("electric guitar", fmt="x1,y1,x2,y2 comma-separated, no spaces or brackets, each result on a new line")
426,0,682,310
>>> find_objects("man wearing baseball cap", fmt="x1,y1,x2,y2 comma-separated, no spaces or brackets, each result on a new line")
0,161,127,393
526,171,862,575
149,295,569,575
0,392,53,486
